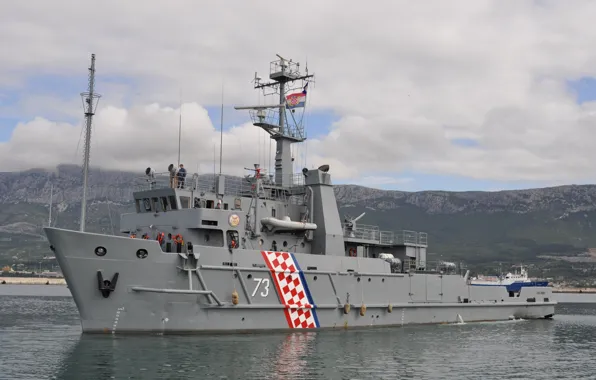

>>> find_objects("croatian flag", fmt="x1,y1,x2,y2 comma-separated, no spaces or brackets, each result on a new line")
286,83,308,109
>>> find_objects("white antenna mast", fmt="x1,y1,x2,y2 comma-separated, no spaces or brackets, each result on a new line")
79,53,101,232
219,82,224,175
177,92,182,167
48,183,53,227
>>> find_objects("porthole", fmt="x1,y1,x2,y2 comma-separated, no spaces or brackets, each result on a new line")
136,249,148,259
368,278,371,282
357,277,361,282
283,241,288,247
314,276,318,281
95,246,107,257
247,274,252,279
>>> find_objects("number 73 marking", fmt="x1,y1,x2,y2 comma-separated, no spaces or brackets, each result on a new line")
251,277,270,297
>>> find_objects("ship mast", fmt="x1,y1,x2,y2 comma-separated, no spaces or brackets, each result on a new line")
235,54,314,187
79,54,101,232
48,183,53,227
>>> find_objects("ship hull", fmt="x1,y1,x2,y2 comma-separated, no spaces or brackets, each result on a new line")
45,227,556,334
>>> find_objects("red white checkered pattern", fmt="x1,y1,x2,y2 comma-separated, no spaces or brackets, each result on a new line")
261,251,318,329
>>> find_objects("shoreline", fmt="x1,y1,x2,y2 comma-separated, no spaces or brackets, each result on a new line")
0,277,66,285
1,277,595,293
552,288,596,294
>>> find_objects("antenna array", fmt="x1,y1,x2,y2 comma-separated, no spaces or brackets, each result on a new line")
235,55,314,187
79,54,101,232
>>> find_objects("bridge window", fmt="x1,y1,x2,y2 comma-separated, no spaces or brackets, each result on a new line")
271,208,276,217
206,200,214,209
180,196,190,209
224,203,229,210
152,197,160,212
161,197,170,211
142,198,151,212
169,196,178,210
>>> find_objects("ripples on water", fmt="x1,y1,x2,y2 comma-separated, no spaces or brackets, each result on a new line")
1,288,596,379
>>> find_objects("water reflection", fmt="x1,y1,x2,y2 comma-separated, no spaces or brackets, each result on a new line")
2,295,596,380
54,321,562,380
54,332,322,380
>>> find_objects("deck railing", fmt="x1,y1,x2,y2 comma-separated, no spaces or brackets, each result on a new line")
343,223,428,247
134,172,306,202
402,259,460,274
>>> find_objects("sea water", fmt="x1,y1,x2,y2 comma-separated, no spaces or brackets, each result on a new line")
0,286,594,380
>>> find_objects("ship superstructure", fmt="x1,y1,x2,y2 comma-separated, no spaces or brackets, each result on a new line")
44,54,556,334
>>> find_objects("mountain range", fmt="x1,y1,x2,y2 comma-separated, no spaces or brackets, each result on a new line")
2,164,596,282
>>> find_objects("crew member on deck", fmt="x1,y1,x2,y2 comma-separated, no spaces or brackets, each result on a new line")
166,233,173,252
168,164,177,188
174,234,184,253
177,164,187,189
157,232,165,250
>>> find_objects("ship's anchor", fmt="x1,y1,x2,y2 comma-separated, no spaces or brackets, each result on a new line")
97,270,119,299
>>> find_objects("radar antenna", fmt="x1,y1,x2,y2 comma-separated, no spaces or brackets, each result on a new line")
79,53,101,232
235,54,314,187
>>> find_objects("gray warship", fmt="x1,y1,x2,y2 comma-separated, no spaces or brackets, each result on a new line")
44,54,556,334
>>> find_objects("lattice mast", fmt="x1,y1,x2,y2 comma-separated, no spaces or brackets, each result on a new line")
235,54,314,187
79,54,101,232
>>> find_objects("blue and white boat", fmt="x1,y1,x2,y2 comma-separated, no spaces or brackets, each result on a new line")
469,265,549,293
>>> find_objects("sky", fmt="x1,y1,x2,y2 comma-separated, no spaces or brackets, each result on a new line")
3,1,596,192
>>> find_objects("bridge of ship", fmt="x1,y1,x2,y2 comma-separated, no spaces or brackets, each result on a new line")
121,170,313,252
343,223,428,270
131,171,307,212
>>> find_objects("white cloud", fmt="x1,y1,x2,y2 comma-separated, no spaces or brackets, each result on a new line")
0,103,279,178
3,1,596,187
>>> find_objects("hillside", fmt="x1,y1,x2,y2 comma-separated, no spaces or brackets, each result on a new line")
2,165,596,282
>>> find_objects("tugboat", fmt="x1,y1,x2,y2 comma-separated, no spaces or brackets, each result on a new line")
44,54,556,334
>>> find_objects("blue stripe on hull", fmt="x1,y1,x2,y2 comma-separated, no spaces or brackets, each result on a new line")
470,281,549,293
506,281,549,292
291,253,321,328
